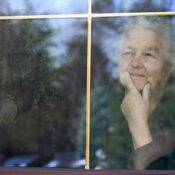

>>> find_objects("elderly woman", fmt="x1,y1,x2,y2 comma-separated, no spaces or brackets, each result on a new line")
119,16,175,169
77,16,175,169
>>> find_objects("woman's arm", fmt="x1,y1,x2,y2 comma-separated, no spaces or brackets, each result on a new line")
120,72,153,149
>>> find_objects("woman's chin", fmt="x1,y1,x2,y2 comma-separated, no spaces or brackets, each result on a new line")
133,81,146,91
131,76,147,91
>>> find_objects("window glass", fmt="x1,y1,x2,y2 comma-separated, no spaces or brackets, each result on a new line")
92,0,175,13
0,0,88,15
77,16,175,169
0,18,87,168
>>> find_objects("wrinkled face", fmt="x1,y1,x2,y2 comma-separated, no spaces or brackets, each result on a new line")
119,28,166,91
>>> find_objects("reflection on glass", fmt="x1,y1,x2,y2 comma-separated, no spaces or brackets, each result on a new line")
0,18,87,168
77,16,175,169
92,0,175,13
0,0,88,15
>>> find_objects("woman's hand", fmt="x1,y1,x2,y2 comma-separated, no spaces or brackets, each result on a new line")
120,72,153,149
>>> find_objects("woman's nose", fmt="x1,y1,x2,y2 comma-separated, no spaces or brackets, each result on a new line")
130,55,143,68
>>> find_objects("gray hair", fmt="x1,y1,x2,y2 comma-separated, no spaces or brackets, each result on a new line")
120,16,175,64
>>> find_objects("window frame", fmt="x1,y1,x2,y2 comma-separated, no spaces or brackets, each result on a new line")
0,0,175,174
1,167,175,175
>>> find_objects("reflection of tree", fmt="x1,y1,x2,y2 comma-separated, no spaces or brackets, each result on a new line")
0,8,61,163
0,1,113,165
53,35,112,152
130,0,173,12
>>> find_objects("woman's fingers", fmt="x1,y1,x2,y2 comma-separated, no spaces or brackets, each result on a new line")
121,71,138,94
143,83,150,107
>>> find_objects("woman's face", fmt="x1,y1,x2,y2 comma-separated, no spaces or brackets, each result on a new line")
119,28,166,91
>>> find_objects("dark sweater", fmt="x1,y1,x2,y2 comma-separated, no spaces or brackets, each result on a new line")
77,81,175,169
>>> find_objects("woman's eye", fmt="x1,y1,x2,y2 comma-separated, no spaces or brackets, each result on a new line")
145,52,155,58
123,51,133,56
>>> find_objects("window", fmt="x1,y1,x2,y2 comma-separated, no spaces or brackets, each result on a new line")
0,0,175,174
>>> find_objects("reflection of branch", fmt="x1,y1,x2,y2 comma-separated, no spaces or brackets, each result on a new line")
1,27,9,87
1,59,8,86
0,97,17,123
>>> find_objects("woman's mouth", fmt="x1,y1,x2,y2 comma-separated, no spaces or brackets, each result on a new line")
130,73,145,77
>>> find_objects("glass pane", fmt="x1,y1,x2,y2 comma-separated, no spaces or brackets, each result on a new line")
0,18,87,168
0,0,88,15
77,16,175,169
92,0,175,13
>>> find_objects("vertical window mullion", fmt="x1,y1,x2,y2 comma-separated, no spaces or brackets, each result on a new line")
85,0,92,170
